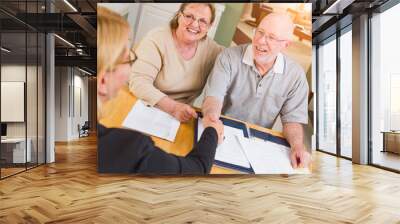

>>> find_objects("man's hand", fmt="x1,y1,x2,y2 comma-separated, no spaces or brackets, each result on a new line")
202,117,224,144
203,113,219,123
290,145,312,169
202,96,222,124
171,102,198,122
283,122,311,169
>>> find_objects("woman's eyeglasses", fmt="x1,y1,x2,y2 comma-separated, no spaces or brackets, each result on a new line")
180,11,210,29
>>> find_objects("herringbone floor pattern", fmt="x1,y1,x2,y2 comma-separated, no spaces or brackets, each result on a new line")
1,135,400,223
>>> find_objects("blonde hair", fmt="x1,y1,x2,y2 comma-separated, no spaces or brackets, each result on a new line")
97,6,130,119
169,3,216,31
97,6,130,76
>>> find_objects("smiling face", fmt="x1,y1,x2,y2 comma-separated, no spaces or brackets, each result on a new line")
175,3,212,43
252,13,294,65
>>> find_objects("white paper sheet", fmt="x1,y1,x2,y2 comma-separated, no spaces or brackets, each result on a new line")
122,100,180,142
197,118,251,168
237,137,310,174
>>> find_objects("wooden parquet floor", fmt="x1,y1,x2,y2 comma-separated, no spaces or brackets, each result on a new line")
1,135,400,224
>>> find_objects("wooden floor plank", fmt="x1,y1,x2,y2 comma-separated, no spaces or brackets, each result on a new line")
0,135,399,223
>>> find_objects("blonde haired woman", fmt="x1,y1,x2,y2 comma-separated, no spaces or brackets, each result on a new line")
130,3,223,122
97,6,223,174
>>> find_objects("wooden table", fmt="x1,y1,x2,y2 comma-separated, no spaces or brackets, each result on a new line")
99,86,288,174
381,131,400,154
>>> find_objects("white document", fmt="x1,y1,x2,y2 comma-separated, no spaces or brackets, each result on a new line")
237,137,310,174
198,118,251,169
122,100,180,142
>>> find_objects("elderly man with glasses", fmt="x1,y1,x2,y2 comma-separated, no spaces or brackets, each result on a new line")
201,12,311,169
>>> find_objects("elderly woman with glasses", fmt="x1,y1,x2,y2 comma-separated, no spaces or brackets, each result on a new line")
97,6,224,174
129,3,223,122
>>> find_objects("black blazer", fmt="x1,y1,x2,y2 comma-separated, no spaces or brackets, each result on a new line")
98,124,218,174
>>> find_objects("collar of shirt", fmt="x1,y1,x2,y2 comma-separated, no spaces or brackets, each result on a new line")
242,44,285,75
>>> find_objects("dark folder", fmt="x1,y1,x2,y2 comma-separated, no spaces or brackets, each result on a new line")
249,128,290,147
194,113,254,174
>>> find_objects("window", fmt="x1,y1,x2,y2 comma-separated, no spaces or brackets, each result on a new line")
339,28,352,158
0,1,47,179
317,36,337,154
370,2,400,171
390,74,400,130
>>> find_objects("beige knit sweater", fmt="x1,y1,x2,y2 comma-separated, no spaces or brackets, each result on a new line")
129,26,223,106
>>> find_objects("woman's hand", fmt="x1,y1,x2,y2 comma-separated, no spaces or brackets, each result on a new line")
156,97,197,122
171,102,198,122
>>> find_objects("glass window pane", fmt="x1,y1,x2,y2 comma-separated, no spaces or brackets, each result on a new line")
1,31,27,177
340,29,352,158
1,0,46,179
318,37,337,154
27,31,38,169
371,3,400,171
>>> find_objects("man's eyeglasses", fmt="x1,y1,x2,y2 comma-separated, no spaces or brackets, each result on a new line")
254,29,288,44
180,11,210,29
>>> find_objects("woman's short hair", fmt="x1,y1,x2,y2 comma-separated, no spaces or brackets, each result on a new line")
169,3,215,31
97,6,130,75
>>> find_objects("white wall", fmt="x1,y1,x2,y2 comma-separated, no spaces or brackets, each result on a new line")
54,67,69,141
1,82,24,122
1,64,46,163
72,73,89,138
98,3,141,45
1,65,26,139
54,67,89,141
1,65,39,138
